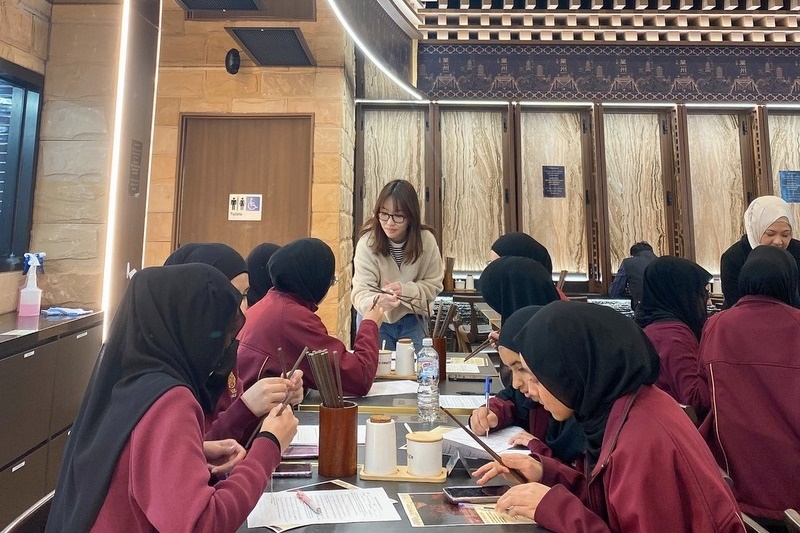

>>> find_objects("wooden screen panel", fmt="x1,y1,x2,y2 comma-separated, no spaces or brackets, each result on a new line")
604,112,666,271
177,116,312,259
687,113,745,276
440,110,505,272
362,109,426,223
768,113,800,226
520,111,586,276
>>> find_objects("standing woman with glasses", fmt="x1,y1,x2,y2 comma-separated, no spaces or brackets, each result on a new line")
352,179,444,351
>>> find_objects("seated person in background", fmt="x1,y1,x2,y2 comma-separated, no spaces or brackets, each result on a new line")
489,231,568,300
245,242,281,307
470,306,585,464
608,241,657,310
635,256,712,421
700,245,800,530
479,256,561,388
165,243,302,444
474,301,744,533
238,238,385,397
46,264,298,532
720,194,800,309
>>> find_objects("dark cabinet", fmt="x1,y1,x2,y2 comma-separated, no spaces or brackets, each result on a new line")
0,343,57,469
49,326,103,435
0,445,48,527
46,430,70,492
0,316,102,530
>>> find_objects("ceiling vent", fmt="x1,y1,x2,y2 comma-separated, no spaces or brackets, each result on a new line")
227,28,315,67
178,0,259,11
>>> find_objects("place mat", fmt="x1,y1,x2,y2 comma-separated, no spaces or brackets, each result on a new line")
375,370,417,380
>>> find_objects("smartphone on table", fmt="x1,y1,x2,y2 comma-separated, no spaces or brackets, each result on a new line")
272,462,313,478
442,485,510,504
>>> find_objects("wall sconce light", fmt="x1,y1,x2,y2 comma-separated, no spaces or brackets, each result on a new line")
225,48,240,74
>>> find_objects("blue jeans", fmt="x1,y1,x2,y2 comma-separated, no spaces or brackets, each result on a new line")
356,312,425,352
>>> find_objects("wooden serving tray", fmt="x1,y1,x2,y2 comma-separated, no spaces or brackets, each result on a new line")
359,465,447,483
375,370,417,380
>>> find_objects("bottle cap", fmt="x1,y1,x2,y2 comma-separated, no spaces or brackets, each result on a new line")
422,337,433,346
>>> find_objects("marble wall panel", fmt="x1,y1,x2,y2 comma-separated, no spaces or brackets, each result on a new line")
768,114,800,227
604,113,666,270
362,109,426,222
441,110,505,272
687,113,744,275
520,111,586,275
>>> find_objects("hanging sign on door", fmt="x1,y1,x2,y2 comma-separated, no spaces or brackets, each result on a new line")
228,194,263,221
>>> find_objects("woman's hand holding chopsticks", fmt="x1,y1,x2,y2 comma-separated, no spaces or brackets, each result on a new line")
241,371,305,417
472,453,543,486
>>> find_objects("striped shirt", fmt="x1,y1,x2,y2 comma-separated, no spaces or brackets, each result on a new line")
389,240,406,268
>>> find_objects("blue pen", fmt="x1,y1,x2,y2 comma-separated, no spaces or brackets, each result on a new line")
484,376,492,437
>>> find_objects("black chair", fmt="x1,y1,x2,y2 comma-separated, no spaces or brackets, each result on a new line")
785,509,800,533
0,491,53,533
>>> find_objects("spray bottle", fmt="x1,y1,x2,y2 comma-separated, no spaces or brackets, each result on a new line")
18,252,45,317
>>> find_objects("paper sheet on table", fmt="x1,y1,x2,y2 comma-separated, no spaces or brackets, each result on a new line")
247,487,401,530
449,357,487,366
291,425,366,446
446,363,479,374
439,395,487,409
442,426,531,459
361,380,418,397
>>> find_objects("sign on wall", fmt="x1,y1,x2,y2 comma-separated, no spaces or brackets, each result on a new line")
543,166,566,198
779,171,800,203
228,194,263,221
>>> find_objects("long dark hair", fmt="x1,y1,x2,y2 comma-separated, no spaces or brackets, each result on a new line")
358,179,431,264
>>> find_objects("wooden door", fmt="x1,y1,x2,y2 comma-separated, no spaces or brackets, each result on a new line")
176,116,312,257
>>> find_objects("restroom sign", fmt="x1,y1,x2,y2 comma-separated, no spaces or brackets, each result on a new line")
228,194,262,221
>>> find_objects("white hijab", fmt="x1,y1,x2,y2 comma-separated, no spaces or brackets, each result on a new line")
744,195,794,249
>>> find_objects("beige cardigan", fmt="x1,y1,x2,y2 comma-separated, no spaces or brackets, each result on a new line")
351,230,444,324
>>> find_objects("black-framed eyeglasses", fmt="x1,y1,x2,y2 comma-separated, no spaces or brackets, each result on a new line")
377,211,406,224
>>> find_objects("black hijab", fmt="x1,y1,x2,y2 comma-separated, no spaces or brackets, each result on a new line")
739,245,800,306
269,238,334,305
481,256,559,323
516,301,660,470
46,264,244,533
164,242,247,281
499,306,588,463
635,256,712,341
246,242,281,307
491,232,553,274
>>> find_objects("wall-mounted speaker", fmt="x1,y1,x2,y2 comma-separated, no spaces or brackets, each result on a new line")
225,48,240,74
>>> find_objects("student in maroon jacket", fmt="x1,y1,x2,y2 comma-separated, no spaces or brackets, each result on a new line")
635,255,712,421
238,237,385,397
46,264,298,533
700,245,800,529
474,301,744,533
164,243,303,445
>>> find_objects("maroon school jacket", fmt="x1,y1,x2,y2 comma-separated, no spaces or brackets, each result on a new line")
533,386,744,533
92,387,280,532
643,320,710,421
237,289,380,397
699,295,800,521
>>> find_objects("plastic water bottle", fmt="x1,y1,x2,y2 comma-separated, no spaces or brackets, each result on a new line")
417,337,440,423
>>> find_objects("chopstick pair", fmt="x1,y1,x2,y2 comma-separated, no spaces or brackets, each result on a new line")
463,337,492,362
368,284,430,337
441,407,528,485
245,347,308,449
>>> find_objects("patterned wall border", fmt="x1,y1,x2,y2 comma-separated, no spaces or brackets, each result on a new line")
418,43,800,101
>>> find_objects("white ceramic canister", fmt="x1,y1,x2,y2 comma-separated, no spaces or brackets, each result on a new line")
395,338,415,376
377,350,392,376
406,431,443,478
364,415,398,475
